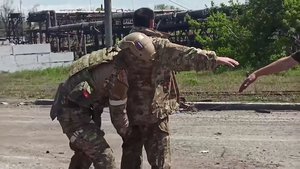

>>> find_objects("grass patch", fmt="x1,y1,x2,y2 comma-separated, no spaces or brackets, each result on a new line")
176,68,300,102
0,67,69,99
176,68,300,92
0,67,299,102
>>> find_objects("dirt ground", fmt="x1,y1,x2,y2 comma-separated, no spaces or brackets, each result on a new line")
0,105,299,169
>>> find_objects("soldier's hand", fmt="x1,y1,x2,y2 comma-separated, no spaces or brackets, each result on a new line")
239,73,257,92
216,57,239,68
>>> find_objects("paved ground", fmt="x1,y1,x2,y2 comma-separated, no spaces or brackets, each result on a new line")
0,105,299,169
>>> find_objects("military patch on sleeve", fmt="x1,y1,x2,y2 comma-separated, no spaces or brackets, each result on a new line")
117,69,128,86
109,69,128,100
135,41,144,50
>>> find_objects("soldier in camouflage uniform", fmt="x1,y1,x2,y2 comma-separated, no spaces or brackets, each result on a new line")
50,48,130,169
111,8,239,169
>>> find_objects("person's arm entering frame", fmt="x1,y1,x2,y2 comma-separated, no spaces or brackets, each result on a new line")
239,51,300,92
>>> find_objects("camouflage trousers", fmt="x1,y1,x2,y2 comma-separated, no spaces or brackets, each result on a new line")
120,117,171,169
58,106,116,169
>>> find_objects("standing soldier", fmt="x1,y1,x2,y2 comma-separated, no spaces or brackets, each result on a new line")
50,47,129,169
112,8,240,169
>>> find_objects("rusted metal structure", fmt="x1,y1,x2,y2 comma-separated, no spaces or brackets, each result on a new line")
156,9,210,47
7,13,24,44
8,8,217,57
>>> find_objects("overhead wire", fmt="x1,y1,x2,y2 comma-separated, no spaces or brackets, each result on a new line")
167,0,189,10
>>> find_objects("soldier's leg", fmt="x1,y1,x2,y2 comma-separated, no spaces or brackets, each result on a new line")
144,118,171,169
69,151,92,169
68,142,92,169
121,125,143,169
69,124,116,169
59,116,94,168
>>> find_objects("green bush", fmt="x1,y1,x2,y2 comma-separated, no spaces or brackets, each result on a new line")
188,0,300,69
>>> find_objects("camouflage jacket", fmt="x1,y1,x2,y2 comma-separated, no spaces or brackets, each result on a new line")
125,27,217,125
50,48,129,135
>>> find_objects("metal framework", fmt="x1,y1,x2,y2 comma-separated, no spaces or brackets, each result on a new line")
7,13,24,44
8,8,221,57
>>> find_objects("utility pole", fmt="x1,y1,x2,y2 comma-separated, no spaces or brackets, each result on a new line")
19,0,22,13
89,0,91,11
104,0,113,47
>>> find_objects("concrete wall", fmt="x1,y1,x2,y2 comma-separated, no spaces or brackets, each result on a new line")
0,44,74,73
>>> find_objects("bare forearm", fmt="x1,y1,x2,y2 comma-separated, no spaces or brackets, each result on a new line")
239,52,298,92
254,56,299,77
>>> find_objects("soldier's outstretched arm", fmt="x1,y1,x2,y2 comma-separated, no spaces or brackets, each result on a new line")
153,38,239,71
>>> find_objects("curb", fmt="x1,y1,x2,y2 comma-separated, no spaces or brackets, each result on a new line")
34,99,54,105
33,100,300,111
2,99,299,111
189,102,300,111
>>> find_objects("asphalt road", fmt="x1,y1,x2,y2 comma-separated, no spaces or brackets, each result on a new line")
0,105,299,169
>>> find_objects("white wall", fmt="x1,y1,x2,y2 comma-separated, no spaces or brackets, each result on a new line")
0,44,74,73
